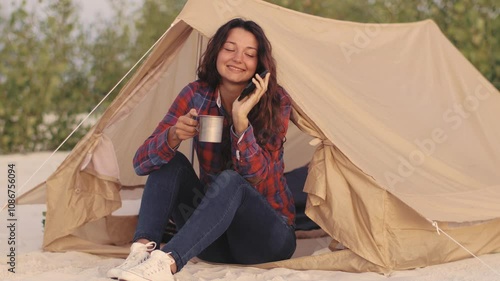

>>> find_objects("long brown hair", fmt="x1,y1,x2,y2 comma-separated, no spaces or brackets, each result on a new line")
197,18,283,148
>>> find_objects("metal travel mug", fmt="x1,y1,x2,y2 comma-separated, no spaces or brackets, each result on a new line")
198,115,224,143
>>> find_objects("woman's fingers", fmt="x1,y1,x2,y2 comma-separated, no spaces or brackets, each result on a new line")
253,72,269,99
174,109,199,140
232,72,270,119
187,108,198,119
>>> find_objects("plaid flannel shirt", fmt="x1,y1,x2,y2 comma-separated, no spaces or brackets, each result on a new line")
133,80,295,225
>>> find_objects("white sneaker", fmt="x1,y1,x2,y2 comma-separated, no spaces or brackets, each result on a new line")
107,241,157,279
119,250,175,281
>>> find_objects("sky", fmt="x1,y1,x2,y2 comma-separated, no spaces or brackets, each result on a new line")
2,0,142,24
75,0,142,23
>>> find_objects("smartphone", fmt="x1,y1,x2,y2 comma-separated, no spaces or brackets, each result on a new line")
238,69,269,101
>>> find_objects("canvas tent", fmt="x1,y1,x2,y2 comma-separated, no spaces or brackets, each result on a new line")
17,0,500,274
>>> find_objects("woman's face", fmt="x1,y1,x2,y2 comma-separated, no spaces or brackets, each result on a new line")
216,27,259,87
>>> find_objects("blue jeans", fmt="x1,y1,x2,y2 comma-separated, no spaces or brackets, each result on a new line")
133,153,296,271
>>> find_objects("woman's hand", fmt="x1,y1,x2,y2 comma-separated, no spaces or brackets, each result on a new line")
168,108,198,147
232,72,270,135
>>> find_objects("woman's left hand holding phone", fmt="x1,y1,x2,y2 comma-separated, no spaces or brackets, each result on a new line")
232,72,270,135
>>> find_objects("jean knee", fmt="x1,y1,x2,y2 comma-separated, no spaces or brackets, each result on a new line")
166,152,192,168
219,169,240,181
217,170,244,187
205,170,245,197
148,152,189,176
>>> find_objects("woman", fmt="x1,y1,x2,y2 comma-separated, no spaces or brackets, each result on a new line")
107,18,296,281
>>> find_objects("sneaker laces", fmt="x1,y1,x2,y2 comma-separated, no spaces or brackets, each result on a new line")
131,250,174,277
119,241,157,269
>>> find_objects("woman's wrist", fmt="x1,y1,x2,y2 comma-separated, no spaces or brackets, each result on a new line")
233,117,249,136
167,127,181,148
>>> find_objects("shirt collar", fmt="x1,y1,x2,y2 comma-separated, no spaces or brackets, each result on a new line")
216,88,222,109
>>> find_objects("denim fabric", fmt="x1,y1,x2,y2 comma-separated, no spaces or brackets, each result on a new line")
133,153,296,272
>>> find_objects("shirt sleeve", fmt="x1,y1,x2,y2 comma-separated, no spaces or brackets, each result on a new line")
133,84,196,175
230,87,292,185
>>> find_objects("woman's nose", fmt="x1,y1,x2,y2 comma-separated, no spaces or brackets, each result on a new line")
232,50,243,62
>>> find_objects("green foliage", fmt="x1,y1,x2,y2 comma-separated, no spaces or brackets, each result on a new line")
131,0,187,59
0,0,93,153
0,0,497,153
0,0,185,153
84,0,134,114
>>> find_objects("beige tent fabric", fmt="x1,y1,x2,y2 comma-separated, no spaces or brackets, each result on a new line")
178,0,500,223
17,0,500,273
287,105,500,270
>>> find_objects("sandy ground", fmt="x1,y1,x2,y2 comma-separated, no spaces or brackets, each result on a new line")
1,152,499,281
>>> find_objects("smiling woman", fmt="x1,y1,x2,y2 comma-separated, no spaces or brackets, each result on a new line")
214,28,260,115
107,18,297,281
216,28,259,86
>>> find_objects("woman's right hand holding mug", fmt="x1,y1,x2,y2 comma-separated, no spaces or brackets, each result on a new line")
168,108,198,147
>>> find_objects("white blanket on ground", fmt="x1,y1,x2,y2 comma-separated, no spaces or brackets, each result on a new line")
1,153,499,281
1,250,500,281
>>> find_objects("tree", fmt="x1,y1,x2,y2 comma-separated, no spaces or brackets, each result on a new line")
84,0,134,116
0,0,91,153
37,0,93,151
130,0,187,59
0,0,188,153
0,0,38,152
83,0,187,115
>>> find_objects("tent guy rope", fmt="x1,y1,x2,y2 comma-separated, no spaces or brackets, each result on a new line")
429,220,500,276
0,25,171,213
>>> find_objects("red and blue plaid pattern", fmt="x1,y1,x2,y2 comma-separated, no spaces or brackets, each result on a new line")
133,80,295,225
